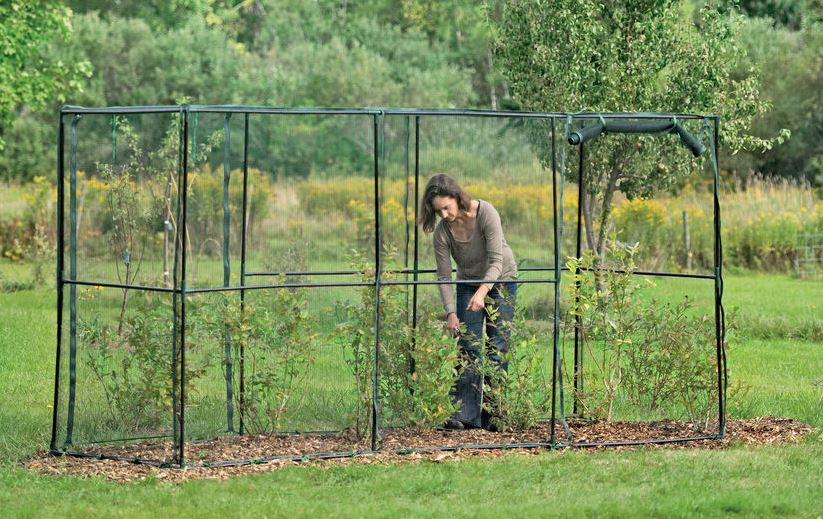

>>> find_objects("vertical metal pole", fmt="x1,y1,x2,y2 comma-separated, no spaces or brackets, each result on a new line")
223,113,235,433
573,142,584,415
51,113,66,452
239,113,250,436
402,115,416,377
179,107,190,466
557,116,572,441
65,114,81,445
411,117,420,337
111,115,117,163
403,115,411,322
172,106,189,466
550,118,560,447
682,210,691,270
711,116,726,437
371,112,384,451
171,110,182,464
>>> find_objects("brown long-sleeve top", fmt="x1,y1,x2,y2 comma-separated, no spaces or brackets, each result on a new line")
433,200,517,315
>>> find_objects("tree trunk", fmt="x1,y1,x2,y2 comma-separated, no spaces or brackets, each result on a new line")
117,262,131,336
487,51,498,110
581,189,596,252
595,166,622,258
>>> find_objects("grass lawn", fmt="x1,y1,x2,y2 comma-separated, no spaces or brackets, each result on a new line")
0,268,821,518
1,443,821,518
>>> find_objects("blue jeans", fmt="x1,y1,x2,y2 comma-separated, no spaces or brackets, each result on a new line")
450,281,517,427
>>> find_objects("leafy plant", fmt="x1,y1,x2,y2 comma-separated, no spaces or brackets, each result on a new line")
0,177,56,287
206,279,316,434
566,241,646,420
143,112,224,288
340,245,459,438
404,317,461,429
622,303,719,423
481,314,551,432
21,176,55,285
566,240,721,422
0,1,90,153
81,292,210,433
96,124,151,334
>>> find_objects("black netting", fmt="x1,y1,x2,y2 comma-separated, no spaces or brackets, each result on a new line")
52,107,725,465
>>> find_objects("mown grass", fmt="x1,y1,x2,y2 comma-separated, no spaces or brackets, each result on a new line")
0,265,821,518
0,287,55,459
731,339,823,426
1,443,822,518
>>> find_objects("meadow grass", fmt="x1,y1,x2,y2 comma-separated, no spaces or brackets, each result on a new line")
0,265,821,518
0,182,30,218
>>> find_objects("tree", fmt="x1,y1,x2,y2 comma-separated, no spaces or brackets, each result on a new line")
733,0,821,30
0,1,89,150
66,0,212,31
394,0,506,108
734,17,823,184
493,0,786,256
1,4,480,182
345,0,509,108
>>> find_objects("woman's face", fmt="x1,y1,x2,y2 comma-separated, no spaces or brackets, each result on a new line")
432,195,459,222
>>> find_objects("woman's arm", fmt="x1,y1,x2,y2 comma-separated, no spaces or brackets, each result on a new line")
479,201,506,289
434,227,461,335
433,225,456,316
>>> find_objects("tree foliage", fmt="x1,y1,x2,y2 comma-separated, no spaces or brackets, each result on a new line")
733,0,822,30
1,0,821,185
493,0,787,253
495,0,781,150
1,3,475,182
0,1,89,150
733,17,823,183
67,0,215,30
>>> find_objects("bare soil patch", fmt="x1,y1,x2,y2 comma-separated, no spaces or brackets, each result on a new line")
24,417,814,483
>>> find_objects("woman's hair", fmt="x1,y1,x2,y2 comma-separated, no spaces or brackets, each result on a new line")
418,174,472,233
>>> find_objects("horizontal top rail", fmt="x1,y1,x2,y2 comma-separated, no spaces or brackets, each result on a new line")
60,105,716,120
61,105,185,114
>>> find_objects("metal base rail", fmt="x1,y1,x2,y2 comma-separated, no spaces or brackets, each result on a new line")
51,432,724,470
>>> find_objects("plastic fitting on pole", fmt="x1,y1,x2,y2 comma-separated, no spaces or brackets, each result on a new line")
567,123,604,145
674,124,706,157
568,119,706,157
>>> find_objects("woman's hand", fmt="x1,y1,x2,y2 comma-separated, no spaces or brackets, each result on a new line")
467,286,489,312
446,312,460,337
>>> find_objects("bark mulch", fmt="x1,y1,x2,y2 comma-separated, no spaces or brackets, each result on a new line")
24,417,815,483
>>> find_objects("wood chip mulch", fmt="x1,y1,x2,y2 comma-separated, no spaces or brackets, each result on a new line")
23,417,816,483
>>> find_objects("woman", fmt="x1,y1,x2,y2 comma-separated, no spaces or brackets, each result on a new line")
418,174,518,430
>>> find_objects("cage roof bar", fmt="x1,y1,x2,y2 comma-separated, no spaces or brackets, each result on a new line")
61,105,183,114
60,104,714,120
189,106,383,115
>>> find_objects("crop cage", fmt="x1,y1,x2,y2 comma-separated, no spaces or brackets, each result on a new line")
51,105,726,467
